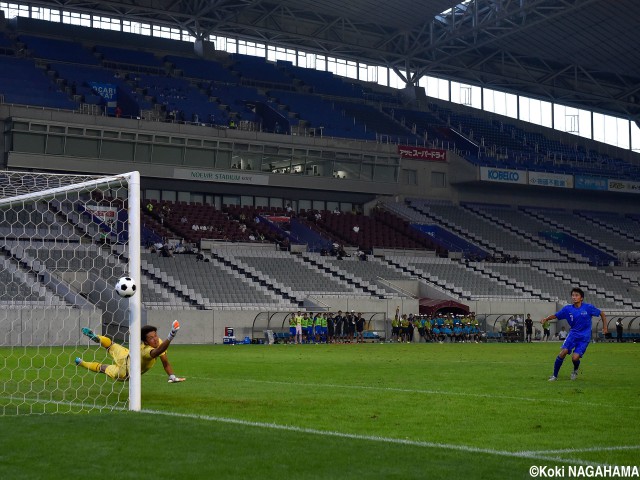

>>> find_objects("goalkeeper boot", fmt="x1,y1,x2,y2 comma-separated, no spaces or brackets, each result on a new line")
74,357,82,366
81,327,99,343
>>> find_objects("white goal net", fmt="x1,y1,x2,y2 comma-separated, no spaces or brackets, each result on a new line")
0,171,141,414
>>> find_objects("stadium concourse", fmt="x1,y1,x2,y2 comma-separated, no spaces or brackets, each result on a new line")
0,2,639,347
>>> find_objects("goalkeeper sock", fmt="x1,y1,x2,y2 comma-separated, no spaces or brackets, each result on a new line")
79,360,102,373
572,359,580,372
553,355,564,377
97,336,112,349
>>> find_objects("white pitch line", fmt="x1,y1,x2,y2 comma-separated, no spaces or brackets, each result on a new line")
141,408,604,467
1,395,630,467
172,376,640,410
524,446,640,455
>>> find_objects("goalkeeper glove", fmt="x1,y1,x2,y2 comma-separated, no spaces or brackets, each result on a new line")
168,374,185,383
168,320,180,339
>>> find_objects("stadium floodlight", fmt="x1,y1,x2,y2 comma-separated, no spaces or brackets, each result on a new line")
0,171,141,414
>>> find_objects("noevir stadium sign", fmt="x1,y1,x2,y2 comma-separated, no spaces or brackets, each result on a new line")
173,168,270,185
480,167,527,184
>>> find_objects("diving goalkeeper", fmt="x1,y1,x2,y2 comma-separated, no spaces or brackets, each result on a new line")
74,321,186,383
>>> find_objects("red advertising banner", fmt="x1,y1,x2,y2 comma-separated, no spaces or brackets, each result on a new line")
398,145,447,162
264,215,291,223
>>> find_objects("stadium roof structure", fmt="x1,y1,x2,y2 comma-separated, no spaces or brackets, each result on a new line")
22,0,640,121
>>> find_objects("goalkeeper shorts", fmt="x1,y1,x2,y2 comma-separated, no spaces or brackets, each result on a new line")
104,343,130,381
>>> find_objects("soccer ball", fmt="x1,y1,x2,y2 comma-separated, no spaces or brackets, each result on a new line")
115,276,137,298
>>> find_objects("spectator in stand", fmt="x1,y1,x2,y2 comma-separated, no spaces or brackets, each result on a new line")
99,228,110,245
161,244,174,258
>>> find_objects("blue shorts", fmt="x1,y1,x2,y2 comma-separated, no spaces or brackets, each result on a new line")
290,327,296,336
562,333,590,357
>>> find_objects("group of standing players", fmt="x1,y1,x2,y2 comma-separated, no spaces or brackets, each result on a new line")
288,310,367,344
287,308,482,344
391,309,481,343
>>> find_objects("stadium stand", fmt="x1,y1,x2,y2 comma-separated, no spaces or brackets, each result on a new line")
1,23,637,183
0,14,638,339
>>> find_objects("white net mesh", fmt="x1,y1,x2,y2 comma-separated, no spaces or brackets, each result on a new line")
0,171,138,414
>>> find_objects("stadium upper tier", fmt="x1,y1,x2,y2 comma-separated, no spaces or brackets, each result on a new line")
0,194,638,311
0,23,636,180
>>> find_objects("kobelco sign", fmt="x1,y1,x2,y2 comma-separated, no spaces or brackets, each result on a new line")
480,167,527,184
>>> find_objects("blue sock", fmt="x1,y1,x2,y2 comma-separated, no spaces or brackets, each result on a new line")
553,356,564,377
572,359,580,372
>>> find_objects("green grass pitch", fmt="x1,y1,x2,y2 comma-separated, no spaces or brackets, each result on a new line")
1,341,639,479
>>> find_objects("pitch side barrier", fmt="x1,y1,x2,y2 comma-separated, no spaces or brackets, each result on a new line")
596,315,640,342
485,314,522,342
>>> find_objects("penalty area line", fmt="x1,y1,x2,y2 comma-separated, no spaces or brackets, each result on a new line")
141,408,603,466
245,380,640,410
162,376,640,411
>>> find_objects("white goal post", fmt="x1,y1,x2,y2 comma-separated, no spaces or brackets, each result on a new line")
0,170,141,414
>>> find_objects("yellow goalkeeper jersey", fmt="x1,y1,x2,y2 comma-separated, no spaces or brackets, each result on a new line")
140,343,167,375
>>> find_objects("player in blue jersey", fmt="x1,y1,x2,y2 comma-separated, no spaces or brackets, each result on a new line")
541,287,608,381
